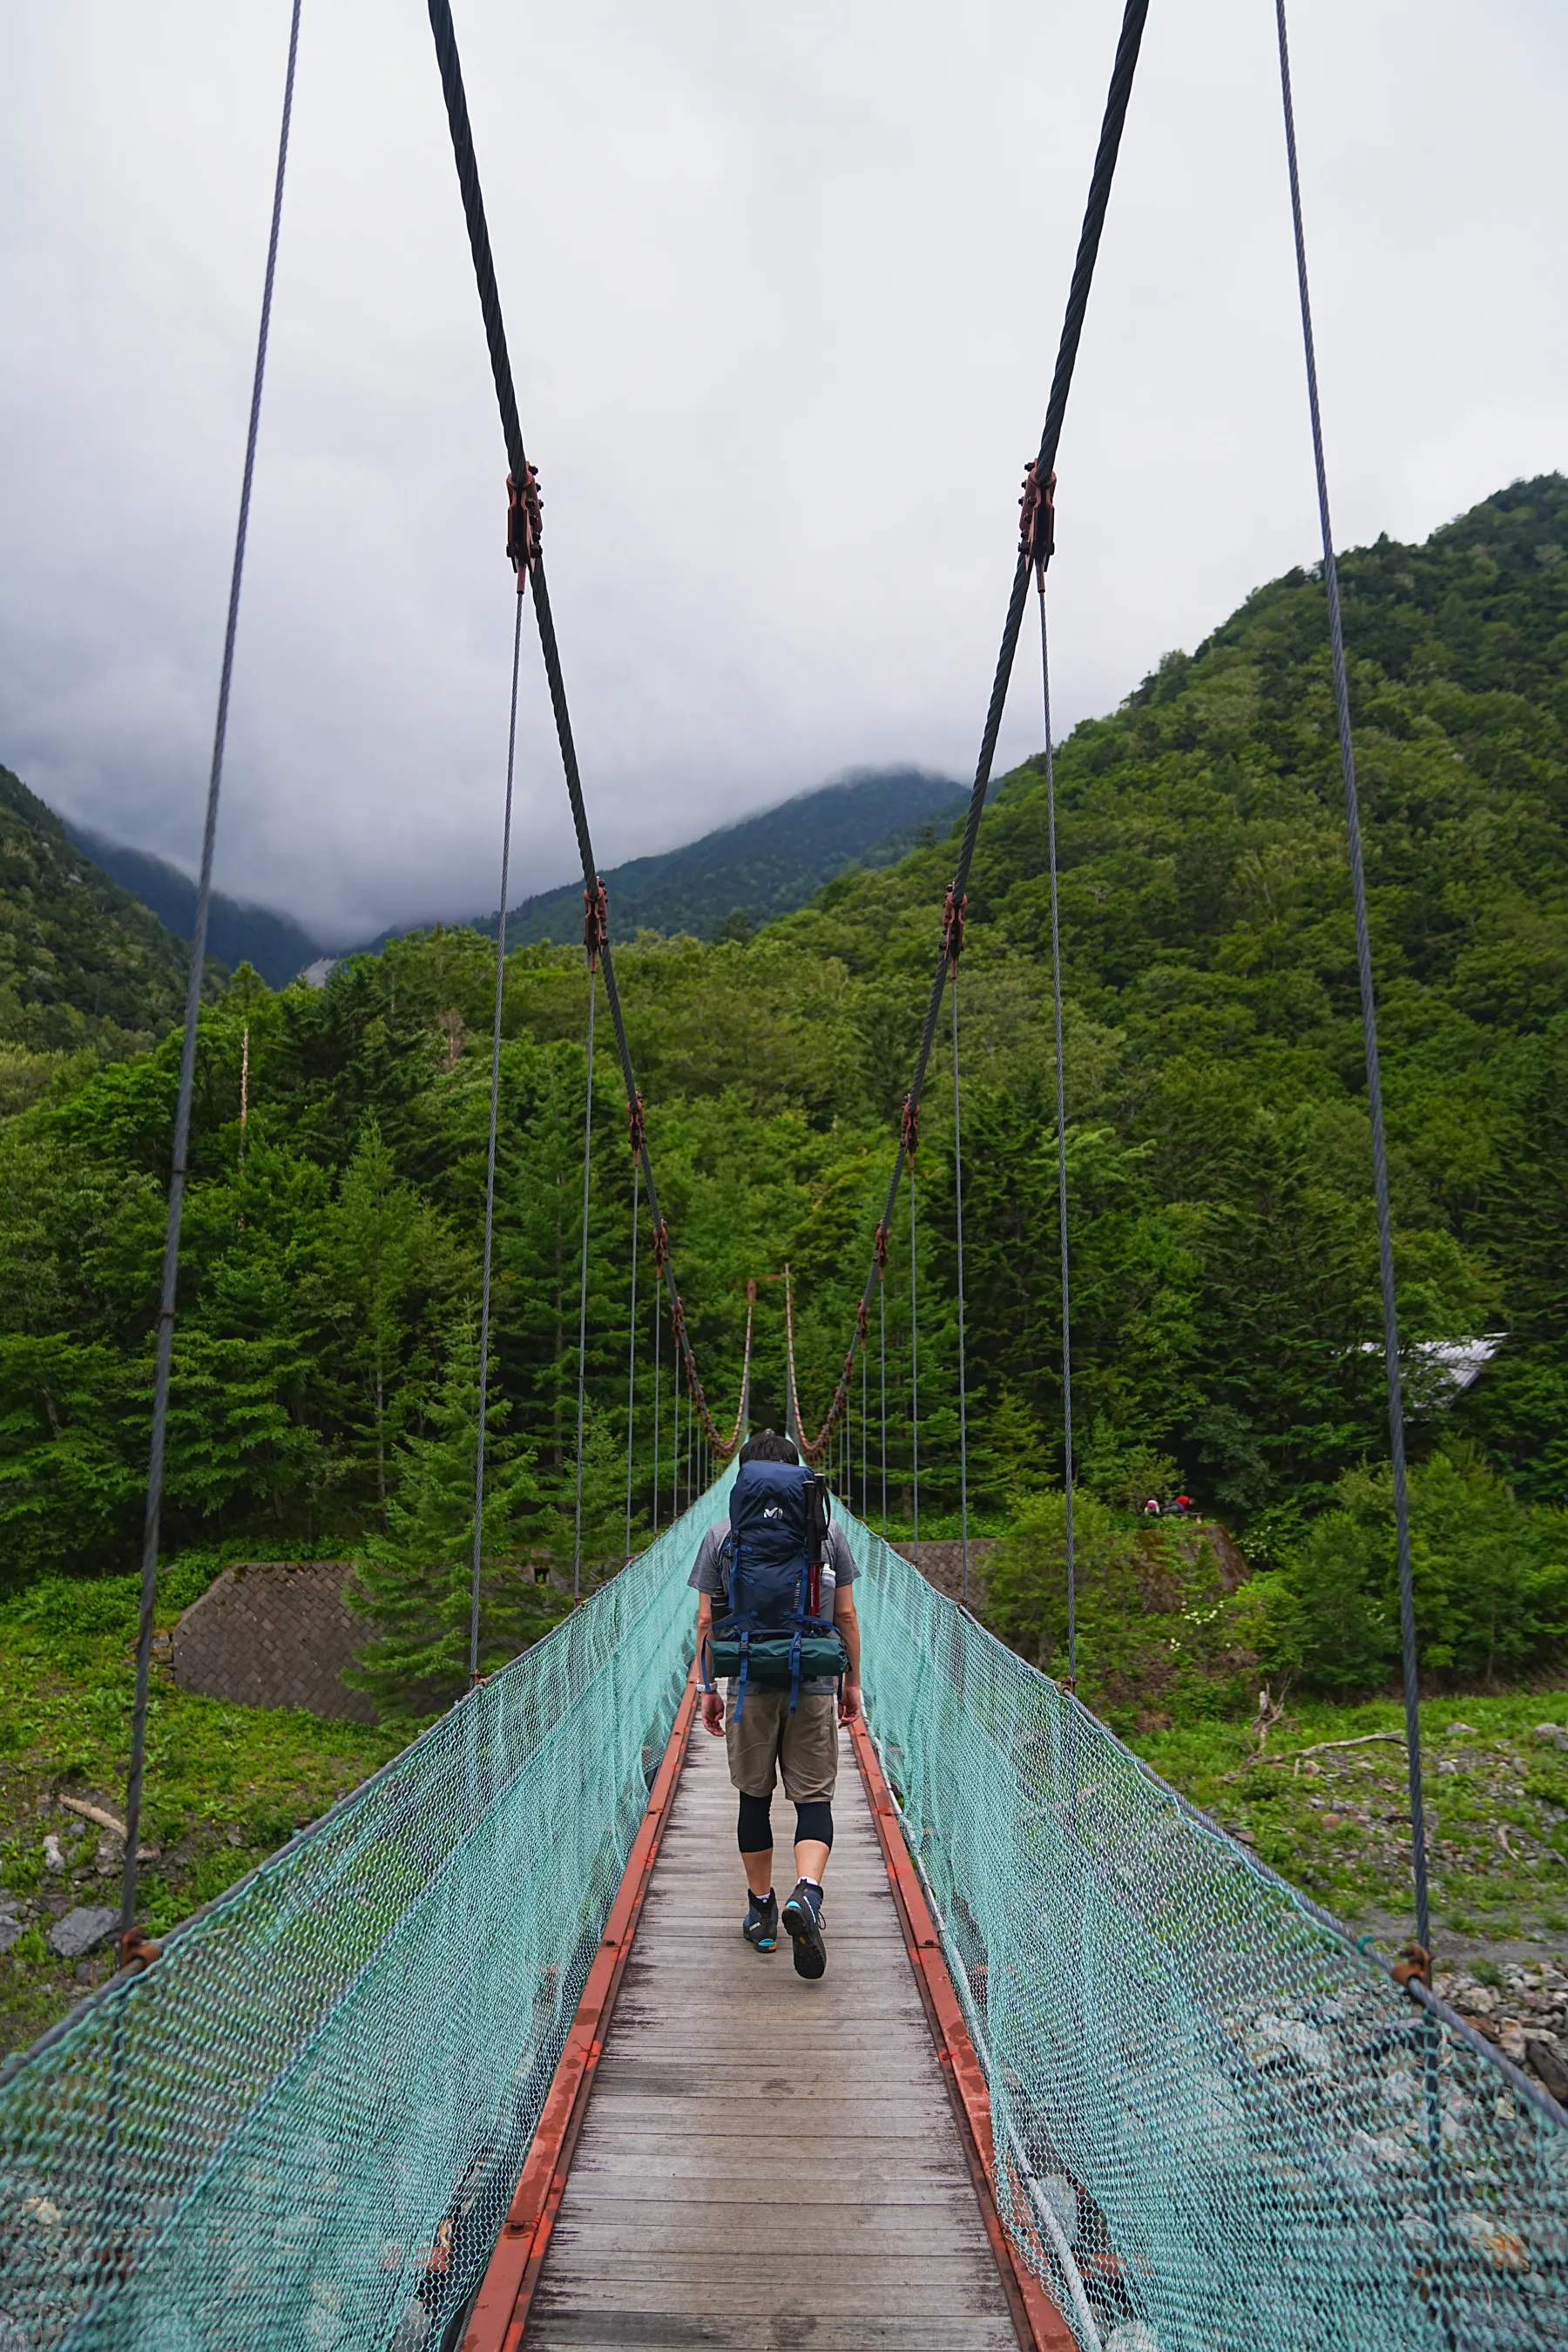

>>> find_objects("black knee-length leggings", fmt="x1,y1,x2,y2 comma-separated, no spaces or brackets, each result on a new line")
737,1788,833,1853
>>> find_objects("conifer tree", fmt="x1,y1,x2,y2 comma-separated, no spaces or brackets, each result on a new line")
346,1313,554,1720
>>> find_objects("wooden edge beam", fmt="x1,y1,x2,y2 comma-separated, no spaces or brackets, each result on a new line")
460,1670,700,2352
848,1713,1078,2352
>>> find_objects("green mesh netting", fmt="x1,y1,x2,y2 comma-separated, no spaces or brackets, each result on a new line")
5,1484,1563,2351
847,1516,1568,2352
0,1474,733,2352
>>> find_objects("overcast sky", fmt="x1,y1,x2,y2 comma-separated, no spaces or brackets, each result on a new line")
2,0,1564,944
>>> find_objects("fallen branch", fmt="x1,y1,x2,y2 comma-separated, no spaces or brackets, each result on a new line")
55,1791,157,1860
56,1794,127,1838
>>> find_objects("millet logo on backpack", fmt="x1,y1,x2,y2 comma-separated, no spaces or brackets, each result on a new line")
762,1504,784,1521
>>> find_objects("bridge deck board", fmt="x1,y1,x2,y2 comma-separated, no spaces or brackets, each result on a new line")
524,1715,1019,2352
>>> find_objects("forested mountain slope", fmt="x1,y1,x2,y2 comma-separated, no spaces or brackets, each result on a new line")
362,766,966,955
774,472,1568,1511
0,480,1564,1712
0,766,212,1089
61,821,325,990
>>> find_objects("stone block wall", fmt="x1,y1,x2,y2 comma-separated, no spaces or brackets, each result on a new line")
171,1561,378,1724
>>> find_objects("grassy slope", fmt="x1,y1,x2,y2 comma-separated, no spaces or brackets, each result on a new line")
0,1583,401,2057
1134,1692,1568,1960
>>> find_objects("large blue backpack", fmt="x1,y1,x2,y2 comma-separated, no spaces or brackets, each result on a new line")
700,1460,849,1716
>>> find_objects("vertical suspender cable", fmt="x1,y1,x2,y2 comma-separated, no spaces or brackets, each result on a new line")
571,967,597,1602
862,1344,868,1522
470,590,526,1683
624,1158,639,1560
909,1175,920,1570
620,1157,630,1561
121,0,303,1936
1039,585,1077,1686
1273,0,1429,1956
652,1277,661,1537
879,1278,888,1536
950,972,971,1605
788,0,1146,1480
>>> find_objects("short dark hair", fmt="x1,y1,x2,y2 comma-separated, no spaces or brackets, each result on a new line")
739,1428,799,1468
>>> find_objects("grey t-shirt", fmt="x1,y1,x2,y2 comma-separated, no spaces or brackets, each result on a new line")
689,1520,856,1696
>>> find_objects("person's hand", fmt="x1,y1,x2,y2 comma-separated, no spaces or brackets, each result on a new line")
838,1680,862,1727
700,1689,726,1737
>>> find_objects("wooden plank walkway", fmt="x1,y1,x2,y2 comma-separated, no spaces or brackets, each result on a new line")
524,1712,1021,2351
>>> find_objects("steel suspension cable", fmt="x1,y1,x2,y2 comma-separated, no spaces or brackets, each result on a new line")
672,1342,680,1524
950,970,971,1605
1039,583,1077,1686
571,965,598,1603
879,1275,888,1535
784,0,1151,1460
1273,0,1429,1953
844,1360,852,1500
624,1155,639,1560
652,1271,661,1537
909,1164,920,1570
470,589,527,1683
121,0,303,1937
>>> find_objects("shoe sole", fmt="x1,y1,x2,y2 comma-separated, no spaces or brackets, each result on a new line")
782,1899,826,1980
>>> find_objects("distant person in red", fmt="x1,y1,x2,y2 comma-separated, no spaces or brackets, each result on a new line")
1173,1492,1193,1517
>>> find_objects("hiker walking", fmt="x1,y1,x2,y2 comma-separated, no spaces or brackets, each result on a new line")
691,1429,862,1979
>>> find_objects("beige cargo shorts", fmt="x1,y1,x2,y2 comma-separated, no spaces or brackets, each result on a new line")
725,1688,839,1804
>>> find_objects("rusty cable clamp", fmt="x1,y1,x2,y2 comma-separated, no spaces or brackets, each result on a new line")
118,1925,162,1977
873,1220,889,1276
1392,1941,1433,1992
626,1093,645,1159
1018,461,1057,582
584,878,608,969
941,885,968,972
505,464,543,587
901,1094,920,1164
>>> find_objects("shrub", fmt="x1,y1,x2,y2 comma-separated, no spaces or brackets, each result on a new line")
1264,1444,1568,1691
984,1489,1261,1727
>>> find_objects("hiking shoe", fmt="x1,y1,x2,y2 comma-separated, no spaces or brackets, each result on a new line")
743,1889,778,1953
781,1879,826,1980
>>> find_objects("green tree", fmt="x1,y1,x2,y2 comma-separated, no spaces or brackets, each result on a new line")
346,1315,553,1720
319,1119,465,1522
1266,1445,1568,1690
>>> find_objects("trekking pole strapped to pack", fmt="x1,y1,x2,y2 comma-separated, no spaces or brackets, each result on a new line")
700,1462,848,1715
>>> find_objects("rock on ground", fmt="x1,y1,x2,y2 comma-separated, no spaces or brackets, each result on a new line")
46,1906,119,1960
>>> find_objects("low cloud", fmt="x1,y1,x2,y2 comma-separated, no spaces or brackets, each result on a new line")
2,0,1564,939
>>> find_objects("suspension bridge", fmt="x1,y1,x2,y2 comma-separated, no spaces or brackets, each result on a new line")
1,2,1564,2347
